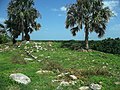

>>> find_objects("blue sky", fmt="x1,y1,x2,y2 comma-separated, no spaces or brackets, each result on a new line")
0,0,120,40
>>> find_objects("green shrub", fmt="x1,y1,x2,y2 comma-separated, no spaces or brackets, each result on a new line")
0,34,11,44
61,38,120,54
90,38,120,54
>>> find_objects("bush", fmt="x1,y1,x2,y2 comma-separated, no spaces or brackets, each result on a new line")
61,40,84,50
61,38,120,54
90,38,120,54
0,33,11,44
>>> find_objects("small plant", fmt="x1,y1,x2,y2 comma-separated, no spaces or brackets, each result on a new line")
41,60,63,73
11,53,27,64
80,67,110,76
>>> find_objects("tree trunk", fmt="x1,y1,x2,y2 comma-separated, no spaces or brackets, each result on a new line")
22,31,24,41
21,19,24,41
85,28,89,50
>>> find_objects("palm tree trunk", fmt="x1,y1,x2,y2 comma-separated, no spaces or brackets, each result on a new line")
22,31,24,41
85,28,89,50
21,19,24,41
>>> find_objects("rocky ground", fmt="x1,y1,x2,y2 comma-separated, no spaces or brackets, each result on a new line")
0,41,120,90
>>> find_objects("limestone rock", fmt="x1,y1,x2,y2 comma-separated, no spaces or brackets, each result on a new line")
79,86,89,90
10,73,31,85
69,75,77,80
90,83,102,90
60,81,70,86
115,82,120,85
36,70,53,74
24,58,33,61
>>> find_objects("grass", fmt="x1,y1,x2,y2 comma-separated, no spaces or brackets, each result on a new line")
0,41,120,90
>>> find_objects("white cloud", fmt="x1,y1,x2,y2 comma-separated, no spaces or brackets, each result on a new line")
103,0,119,16
51,6,67,17
51,6,67,12
60,6,67,12
103,0,119,10
112,11,118,16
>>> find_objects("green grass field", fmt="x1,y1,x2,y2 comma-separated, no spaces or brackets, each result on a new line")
0,41,120,90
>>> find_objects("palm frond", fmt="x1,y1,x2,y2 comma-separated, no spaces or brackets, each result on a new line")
71,26,79,36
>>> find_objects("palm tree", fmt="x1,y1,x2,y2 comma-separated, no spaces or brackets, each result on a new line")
5,0,41,42
65,0,113,50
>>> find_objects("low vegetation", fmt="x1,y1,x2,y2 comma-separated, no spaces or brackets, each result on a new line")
0,41,120,90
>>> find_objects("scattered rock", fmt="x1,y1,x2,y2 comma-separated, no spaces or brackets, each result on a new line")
24,46,28,50
52,79,62,82
60,81,70,86
57,72,69,77
26,41,30,44
69,75,77,80
37,60,42,62
24,58,33,61
25,50,37,59
31,55,37,59
5,46,9,50
115,82,120,85
18,45,21,48
10,73,31,85
90,83,102,90
79,86,89,90
69,81,77,85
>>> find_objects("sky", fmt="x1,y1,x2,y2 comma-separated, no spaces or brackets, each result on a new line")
0,0,120,40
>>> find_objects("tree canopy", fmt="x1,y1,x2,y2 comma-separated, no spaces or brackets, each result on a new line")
5,0,41,42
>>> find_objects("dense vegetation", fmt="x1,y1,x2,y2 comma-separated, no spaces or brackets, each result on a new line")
0,33,10,44
61,38,120,54
0,24,11,44
91,38,120,54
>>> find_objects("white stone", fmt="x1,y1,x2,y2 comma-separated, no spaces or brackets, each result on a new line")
57,72,69,77
90,83,102,90
115,82,120,85
79,86,89,90
69,81,77,85
31,55,37,59
36,70,53,74
24,58,33,61
18,45,21,48
69,75,77,80
5,46,9,49
10,73,31,85
24,46,28,49
60,81,70,86
52,80,62,82
26,41,30,44
57,73,65,77
38,60,42,62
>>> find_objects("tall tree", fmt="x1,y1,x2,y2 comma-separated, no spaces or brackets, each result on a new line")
5,0,41,42
65,0,113,49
